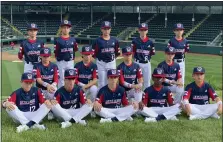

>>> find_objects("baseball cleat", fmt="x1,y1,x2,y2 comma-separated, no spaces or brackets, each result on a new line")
169,116,179,121
61,121,72,129
144,117,157,123
47,112,55,120
189,115,202,120
99,118,112,123
90,112,96,118
32,124,47,130
16,125,30,133
126,116,134,121
77,120,87,126
211,113,220,119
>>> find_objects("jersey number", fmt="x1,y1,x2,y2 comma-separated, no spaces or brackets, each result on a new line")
30,106,36,112
70,104,76,109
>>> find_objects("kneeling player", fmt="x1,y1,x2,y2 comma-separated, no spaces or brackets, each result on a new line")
139,68,181,122
118,46,143,102
182,67,222,120
50,69,93,128
93,69,138,123
157,47,184,104
2,73,51,133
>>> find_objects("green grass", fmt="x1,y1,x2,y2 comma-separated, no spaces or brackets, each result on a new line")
1,52,222,142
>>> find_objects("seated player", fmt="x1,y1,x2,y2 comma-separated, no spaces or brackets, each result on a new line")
50,69,93,128
117,46,143,102
33,47,59,120
2,73,52,133
139,68,181,122
182,67,222,120
74,45,98,117
157,47,184,104
93,69,138,123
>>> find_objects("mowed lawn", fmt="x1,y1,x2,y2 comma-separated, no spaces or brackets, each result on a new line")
1,52,222,142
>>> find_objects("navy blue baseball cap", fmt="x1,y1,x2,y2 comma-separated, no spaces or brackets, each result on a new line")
21,73,34,82
138,23,148,30
60,20,72,27
107,69,119,77
40,48,51,57
64,69,77,79
193,67,205,74
81,45,94,55
27,23,38,30
165,47,176,54
152,68,165,78
174,23,184,30
122,46,133,55
101,21,111,29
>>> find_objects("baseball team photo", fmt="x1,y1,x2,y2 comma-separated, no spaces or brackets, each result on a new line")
1,1,222,142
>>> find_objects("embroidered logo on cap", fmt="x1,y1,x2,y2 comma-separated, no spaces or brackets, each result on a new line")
111,69,116,75
105,21,110,26
64,20,69,24
197,67,202,72
44,48,49,54
85,46,90,51
31,23,36,28
69,70,74,75
177,23,182,28
169,47,174,52
141,23,146,27
157,68,163,75
27,74,33,79
126,47,131,52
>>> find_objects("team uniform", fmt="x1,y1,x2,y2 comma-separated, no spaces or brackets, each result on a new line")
92,21,120,89
54,20,78,88
75,61,98,102
118,61,143,102
2,73,50,131
167,23,190,87
131,23,155,89
51,69,92,125
183,67,220,120
157,47,184,104
95,69,137,122
141,85,181,121
18,24,44,73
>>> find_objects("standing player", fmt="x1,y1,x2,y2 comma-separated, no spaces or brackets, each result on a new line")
139,68,181,122
117,46,143,102
33,48,59,120
93,69,138,123
2,73,51,133
131,23,155,90
10,41,15,50
54,20,78,88
74,45,98,104
182,67,222,120
18,23,44,73
157,47,184,104
167,23,190,87
50,69,93,128
92,21,120,89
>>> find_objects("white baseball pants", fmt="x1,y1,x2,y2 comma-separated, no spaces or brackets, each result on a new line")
126,89,143,102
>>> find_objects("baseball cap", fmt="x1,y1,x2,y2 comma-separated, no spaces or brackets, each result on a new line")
21,73,34,82
40,48,51,57
165,47,176,54
152,68,165,78
174,23,184,30
138,23,148,30
193,67,205,74
60,20,72,27
122,46,133,55
64,69,77,79
101,21,111,29
27,23,38,30
81,45,94,55
107,69,119,77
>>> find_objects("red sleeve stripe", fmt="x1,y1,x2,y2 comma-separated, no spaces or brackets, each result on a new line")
177,69,182,79
92,69,98,79
183,88,192,100
36,68,41,78
56,94,61,104
96,94,104,104
142,92,149,105
208,88,217,101
131,43,136,53
53,67,59,84
137,68,143,78
54,43,59,58
38,89,45,104
167,92,174,105
121,92,129,106
74,42,78,52
119,70,125,85
80,90,86,104
7,92,17,103
93,44,99,58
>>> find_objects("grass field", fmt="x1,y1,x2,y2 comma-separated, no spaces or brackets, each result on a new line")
1,51,222,142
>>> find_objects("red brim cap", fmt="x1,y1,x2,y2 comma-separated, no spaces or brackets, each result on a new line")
101,26,111,29
193,72,205,74
139,28,148,30
81,52,94,55
22,79,34,82
40,54,51,57
27,28,38,30
122,52,133,55
65,76,77,79
108,75,119,78
60,24,72,27
174,28,184,30
152,74,165,78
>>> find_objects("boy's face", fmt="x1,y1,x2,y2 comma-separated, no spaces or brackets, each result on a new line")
123,54,132,62
108,76,119,86
64,78,75,91
101,28,111,36
193,73,205,83
21,81,33,92
165,53,175,61
174,29,184,37
61,26,71,35
82,54,92,63
27,29,38,38
152,77,164,86
41,56,50,63
138,29,148,37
